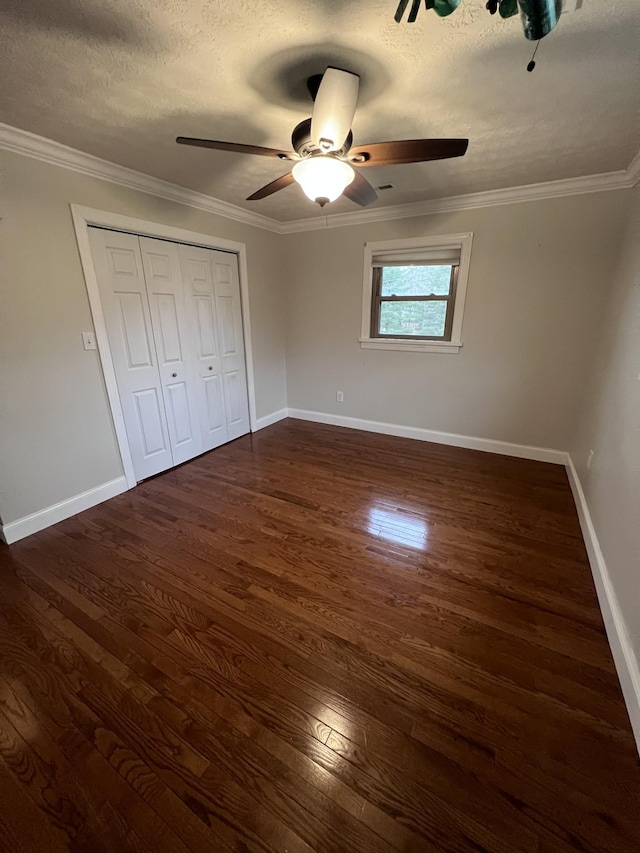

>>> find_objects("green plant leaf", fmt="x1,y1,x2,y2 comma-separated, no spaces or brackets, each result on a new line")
499,0,519,18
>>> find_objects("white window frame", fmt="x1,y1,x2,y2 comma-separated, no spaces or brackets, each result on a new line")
360,233,473,353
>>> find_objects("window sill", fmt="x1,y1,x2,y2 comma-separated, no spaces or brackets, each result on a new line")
359,338,462,354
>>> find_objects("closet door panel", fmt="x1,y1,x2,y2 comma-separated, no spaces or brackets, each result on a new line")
195,295,217,358
118,292,154,368
155,294,183,363
224,370,244,427
218,294,238,356
211,252,251,441
178,244,230,451
204,374,225,432
140,237,203,465
133,388,167,456
89,228,173,481
167,382,195,445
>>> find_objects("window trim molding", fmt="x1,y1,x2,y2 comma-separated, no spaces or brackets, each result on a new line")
360,233,473,353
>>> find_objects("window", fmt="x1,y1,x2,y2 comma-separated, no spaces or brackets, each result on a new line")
360,234,473,353
371,263,458,341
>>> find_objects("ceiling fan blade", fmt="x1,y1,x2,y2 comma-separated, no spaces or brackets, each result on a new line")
176,137,294,159
349,138,469,166
310,67,360,153
246,172,295,201
342,171,378,207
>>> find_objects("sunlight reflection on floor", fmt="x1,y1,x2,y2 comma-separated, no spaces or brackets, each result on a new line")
366,503,429,550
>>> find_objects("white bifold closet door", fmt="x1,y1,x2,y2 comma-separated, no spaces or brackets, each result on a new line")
179,244,251,444
139,236,203,467
88,227,250,482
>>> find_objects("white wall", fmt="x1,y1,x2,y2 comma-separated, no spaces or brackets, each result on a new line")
283,191,631,451
0,150,287,525
570,184,640,732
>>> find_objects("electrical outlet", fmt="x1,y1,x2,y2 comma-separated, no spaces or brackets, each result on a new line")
586,449,594,470
82,331,96,350
336,391,344,403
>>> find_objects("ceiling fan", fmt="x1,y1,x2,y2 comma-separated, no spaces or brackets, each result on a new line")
176,67,469,208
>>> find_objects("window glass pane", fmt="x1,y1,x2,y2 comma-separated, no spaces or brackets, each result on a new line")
381,265,452,297
379,300,447,337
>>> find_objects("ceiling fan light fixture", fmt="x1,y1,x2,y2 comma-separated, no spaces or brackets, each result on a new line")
292,156,355,205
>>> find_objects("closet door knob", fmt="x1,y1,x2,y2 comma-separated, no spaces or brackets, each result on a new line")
171,372,177,378
208,366,213,371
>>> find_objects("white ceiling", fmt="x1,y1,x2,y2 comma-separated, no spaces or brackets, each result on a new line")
2,0,638,222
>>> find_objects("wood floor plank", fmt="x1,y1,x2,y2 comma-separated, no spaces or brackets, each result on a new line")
1,419,638,851
0,758,70,853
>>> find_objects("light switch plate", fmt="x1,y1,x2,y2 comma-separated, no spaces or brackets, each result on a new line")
82,331,97,350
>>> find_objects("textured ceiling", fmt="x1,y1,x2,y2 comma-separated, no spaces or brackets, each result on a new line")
2,0,639,222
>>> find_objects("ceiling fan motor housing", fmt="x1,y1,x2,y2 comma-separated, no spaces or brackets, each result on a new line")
291,119,353,159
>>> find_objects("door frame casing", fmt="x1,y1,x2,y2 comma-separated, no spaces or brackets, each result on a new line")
71,204,258,489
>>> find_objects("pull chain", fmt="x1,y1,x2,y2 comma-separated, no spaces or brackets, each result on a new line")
527,40,541,72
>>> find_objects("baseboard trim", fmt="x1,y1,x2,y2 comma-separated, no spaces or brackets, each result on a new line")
0,477,129,545
565,456,640,753
286,408,568,465
253,408,289,431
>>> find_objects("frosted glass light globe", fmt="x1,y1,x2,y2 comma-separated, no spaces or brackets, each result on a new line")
292,156,355,205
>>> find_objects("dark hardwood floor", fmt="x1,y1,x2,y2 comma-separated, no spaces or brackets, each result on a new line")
0,419,638,852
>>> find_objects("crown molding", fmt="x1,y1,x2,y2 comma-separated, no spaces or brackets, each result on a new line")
0,123,282,234
626,149,640,187
1,123,638,235
279,161,639,233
